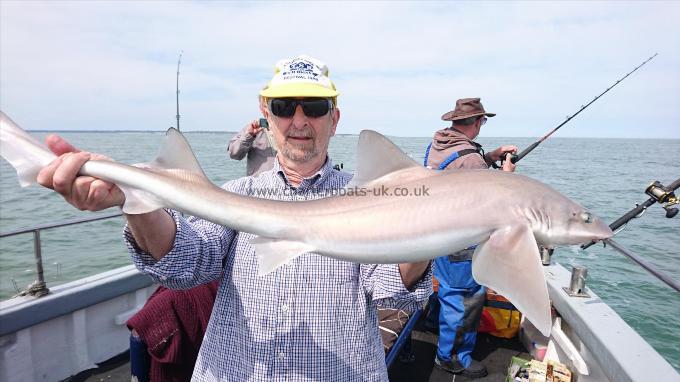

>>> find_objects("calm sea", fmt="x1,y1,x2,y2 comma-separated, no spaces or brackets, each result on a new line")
0,131,678,371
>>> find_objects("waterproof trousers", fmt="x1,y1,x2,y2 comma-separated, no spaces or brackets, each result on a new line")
433,257,485,368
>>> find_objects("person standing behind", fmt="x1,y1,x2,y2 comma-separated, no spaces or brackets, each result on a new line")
425,97,517,378
227,119,276,176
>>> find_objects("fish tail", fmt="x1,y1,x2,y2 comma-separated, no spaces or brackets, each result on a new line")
0,111,57,187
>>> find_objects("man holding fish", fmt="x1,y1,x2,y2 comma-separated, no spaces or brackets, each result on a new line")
1,52,613,381
33,55,433,381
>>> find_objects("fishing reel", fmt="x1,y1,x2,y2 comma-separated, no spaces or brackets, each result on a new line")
495,153,520,169
645,181,679,218
581,178,678,250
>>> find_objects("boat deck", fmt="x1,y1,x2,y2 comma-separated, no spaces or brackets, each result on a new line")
388,316,529,382
75,314,528,382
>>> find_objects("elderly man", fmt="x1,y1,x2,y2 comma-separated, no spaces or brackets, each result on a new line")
425,97,517,378
36,55,431,381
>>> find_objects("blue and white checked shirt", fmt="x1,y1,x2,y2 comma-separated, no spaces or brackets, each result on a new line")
126,158,432,381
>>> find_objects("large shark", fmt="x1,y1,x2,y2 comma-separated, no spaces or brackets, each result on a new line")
0,111,612,336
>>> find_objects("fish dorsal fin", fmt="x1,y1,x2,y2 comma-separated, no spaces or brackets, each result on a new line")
149,128,208,178
121,128,210,215
347,130,426,188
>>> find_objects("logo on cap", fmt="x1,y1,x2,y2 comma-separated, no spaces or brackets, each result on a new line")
281,58,320,82
290,61,314,71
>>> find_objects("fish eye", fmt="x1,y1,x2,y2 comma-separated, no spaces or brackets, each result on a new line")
580,212,593,223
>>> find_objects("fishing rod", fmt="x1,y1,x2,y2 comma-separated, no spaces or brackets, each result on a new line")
176,50,183,131
582,177,679,250
605,238,680,293
502,53,658,165
581,178,679,292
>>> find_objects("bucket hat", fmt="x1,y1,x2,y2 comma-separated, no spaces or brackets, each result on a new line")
441,98,496,121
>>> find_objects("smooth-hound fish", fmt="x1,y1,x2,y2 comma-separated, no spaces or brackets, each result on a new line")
0,111,612,336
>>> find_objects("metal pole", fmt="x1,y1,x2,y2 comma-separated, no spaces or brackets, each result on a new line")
176,51,183,131
31,230,49,296
563,266,590,297
605,239,680,293
33,230,45,284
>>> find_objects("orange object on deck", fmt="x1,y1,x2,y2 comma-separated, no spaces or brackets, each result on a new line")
478,289,522,339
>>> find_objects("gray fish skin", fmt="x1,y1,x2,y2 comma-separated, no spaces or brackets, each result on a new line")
0,111,612,336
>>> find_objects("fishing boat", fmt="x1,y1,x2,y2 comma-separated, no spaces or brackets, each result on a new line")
0,53,677,379
1,185,679,382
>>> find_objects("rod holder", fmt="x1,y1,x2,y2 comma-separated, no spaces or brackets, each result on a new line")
540,246,554,266
563,265,590,298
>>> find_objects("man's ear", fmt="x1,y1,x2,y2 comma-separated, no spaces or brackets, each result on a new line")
330,108,340,136
259,98,269,118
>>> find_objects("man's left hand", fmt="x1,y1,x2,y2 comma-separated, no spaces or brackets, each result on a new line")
488,145,518,162
399,261,431,290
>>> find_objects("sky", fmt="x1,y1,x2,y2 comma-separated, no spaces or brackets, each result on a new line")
1,1,679,138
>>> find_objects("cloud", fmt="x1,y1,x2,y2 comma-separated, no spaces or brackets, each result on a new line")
1,0,678,138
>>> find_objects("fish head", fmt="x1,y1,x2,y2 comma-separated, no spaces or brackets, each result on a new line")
535,201,613,246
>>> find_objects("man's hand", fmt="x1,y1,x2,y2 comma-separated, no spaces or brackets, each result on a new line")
246,119,263,137
487,145,518,162
399,261,431,290
36,134,125,211
501,152,516,172
36,134,175,259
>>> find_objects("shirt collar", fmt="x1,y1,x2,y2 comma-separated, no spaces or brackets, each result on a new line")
272,156,336,191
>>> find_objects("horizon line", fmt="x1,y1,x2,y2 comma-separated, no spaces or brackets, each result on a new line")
24,130,680,140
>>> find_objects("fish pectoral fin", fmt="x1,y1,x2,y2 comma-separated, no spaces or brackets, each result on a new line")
250,237,314,276
119,184,165,214
472,224,552,336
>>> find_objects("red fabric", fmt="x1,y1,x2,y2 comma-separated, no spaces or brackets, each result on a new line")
477,309,496,333
127,281,219,382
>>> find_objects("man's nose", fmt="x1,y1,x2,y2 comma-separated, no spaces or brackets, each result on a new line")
291,105,308,126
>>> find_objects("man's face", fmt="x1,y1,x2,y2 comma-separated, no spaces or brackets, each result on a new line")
261,97,339,165
470,116,486,140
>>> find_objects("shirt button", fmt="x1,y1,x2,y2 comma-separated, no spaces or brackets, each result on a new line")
278,352,285,359
281,304,289,312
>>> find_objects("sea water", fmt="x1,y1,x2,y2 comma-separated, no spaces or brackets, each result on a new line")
0,131,678,371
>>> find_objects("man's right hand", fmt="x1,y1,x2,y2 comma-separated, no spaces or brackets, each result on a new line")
36,134,125,211
501,153,516,172
246,119,263,137
36,134,175,259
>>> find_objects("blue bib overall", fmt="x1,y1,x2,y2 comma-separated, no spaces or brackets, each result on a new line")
424,144,486,368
